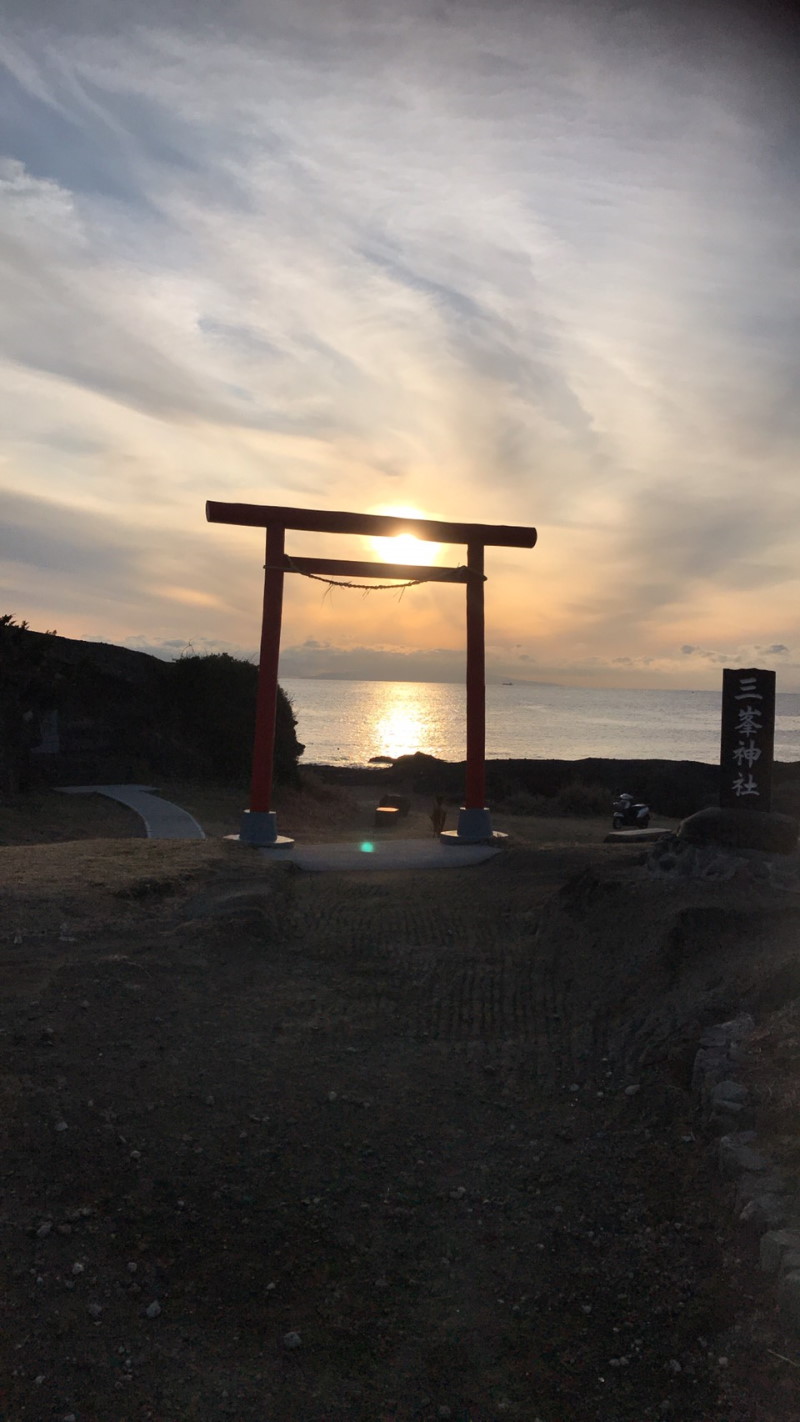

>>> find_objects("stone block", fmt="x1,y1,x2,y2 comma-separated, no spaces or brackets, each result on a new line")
692,1047,731,1093
740,1193,792,1231
374,806,400,829
711,1080,750,1109
718,1133,767,1179
778,1269,800,1330
761,1229,800,1275
709,1100,752,1128
735,1172,785,1210
379,794,411,817
713,1015,755,1043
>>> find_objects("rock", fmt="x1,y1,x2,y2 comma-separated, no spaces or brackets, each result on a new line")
624,1084,641,1096
712,1080,749,1107
145,1300,162,1318
760,1229,800,1275
710,1076,753,1125
740,1193,792,1231
54,1120,68,1132
778,1269,800,1329
678,807,799,855
87,1302,103,1318
719,1134,769,1179
283,1330,302,1349
734,1170,785,1209
36,1221,53,1238
692,1047,730,1093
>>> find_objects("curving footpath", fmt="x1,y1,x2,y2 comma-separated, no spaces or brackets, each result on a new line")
57,784,205,840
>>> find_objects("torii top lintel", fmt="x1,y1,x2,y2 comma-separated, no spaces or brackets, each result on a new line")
206,501,537,549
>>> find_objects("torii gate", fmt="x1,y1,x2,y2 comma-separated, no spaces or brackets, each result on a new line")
206,502,537,846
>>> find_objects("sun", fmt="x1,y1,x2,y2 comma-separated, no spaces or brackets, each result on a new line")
369,505,442,567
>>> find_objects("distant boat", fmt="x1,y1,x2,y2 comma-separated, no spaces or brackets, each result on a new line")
502,681,514,686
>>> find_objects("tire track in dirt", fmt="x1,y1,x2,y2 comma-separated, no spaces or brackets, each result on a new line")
287,861,611,1092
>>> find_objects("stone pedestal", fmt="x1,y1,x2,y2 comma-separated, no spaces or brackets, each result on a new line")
441,806,506,846
237,809,294,848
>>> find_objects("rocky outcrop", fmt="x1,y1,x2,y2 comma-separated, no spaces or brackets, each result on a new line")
678,806,799,855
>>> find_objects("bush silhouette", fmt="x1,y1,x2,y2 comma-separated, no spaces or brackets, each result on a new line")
166,652,303,784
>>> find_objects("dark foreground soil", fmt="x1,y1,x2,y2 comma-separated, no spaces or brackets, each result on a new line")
2,838,800,1421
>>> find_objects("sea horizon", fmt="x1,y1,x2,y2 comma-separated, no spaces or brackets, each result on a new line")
280,677,800,769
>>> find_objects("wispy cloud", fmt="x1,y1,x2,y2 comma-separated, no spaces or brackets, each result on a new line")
1,0,799,685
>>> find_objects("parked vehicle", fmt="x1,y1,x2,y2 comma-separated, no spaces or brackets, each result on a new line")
612,793,650,829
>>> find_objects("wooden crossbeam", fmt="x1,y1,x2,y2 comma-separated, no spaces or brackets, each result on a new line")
276,555,484,583
207,500,536,548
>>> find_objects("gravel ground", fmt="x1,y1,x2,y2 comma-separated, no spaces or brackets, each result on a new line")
1,839,799,1420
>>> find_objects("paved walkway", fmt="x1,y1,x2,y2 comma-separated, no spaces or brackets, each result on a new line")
57,785,205,840
263,837,503,872
58,787,501,867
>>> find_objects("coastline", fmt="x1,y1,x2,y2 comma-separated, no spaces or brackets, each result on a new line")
306,752,800,820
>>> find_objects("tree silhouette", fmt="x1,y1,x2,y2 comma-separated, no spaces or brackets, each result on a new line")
0,616,59,794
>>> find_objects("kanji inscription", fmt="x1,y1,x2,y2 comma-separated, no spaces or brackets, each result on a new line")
719,668,775,811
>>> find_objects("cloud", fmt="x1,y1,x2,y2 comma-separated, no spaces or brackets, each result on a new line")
279,640,468,683
1,2,799,689
0,486,257,635
672,642,793,670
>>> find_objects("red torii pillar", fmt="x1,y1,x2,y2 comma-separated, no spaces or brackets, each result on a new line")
206,502,537,845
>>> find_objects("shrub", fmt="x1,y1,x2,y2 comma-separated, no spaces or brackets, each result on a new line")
0,616,59,793
165,653,304,784
501,780,609,818
552,779,609,817
502,789,551,816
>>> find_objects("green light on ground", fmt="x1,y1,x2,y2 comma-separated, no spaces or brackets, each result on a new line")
360,841,375,853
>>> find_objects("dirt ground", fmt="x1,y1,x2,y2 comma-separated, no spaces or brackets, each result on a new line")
2,806,800,1419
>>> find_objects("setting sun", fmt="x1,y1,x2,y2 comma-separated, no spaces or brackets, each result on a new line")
369,506,442,566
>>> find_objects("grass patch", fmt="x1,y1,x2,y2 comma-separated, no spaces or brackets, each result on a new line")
501,779,610,818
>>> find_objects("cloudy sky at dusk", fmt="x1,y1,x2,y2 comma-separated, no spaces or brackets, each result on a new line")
1,0,799,687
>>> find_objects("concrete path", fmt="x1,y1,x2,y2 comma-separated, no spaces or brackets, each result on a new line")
58,787,499,866
58,785,205,840
260,837,503,872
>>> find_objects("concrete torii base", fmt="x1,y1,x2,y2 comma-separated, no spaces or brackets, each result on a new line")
230,809,294,849
440,806,508,846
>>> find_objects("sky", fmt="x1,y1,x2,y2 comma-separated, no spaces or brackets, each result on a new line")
1,0,799,687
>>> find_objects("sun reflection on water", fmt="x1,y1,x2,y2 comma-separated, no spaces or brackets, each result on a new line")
370,681,437,760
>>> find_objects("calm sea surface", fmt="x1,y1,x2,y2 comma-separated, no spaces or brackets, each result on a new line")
280,679,800,768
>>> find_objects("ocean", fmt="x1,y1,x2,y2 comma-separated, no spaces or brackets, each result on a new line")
280,679,800,768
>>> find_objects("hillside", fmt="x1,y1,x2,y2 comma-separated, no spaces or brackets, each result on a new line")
6,626,302,789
